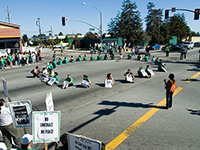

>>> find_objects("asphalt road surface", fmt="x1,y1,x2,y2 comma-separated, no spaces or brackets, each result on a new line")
0,48,200,150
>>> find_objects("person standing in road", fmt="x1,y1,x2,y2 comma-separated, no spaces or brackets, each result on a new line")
131,46,135,56
164,73,176,109
166,45,170,57
0,99,21,149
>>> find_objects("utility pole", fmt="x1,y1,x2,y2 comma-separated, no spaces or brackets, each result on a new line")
7,6,11,24
37,18,42,46
51,26,54,50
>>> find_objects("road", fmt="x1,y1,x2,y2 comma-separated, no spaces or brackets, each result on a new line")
0,48,200,150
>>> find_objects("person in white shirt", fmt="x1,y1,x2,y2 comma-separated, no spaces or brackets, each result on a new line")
0,99,21,149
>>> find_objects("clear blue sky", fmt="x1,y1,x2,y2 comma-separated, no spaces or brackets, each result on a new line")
0,0,200,38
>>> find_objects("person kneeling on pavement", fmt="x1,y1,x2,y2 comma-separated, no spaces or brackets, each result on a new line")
62,74,74,89
124,69,134,83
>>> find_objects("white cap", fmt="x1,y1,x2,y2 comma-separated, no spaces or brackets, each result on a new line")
0,142,7,150
21,134,33,145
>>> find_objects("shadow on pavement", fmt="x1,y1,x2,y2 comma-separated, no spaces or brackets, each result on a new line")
26,75,34,78
186,109,200,116
95,83,105,87
181,79,200,82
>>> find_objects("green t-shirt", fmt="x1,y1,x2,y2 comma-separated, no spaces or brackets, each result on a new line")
55,76,59,82
1,59,5,65
155,59,159,65
53,61,57,66
158,63,162,70
145,56,149,61
111,56,115,60
128,54,132,59
137,55,141,60
63,59,68,64
49,71,55,77
83,77,90,82
91,56,94,60
48,64,54,70
83,57,87,61
58,59,62,65
8,55,13,61
97,55,102,60
65,77,74,84
76,57,81,61
104,56,108,60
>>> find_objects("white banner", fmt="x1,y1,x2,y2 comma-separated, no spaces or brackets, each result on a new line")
126,75,133,82
105,79,112,88
81,80,89,87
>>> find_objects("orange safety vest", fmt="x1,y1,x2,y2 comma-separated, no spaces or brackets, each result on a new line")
169,79,176,92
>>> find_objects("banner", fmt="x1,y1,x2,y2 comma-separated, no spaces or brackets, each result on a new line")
126,75,133,82
81,80,89,88
8,101,32,128
105,79,112,88
67,133,102,150
45,92,54,111
32,111,60,143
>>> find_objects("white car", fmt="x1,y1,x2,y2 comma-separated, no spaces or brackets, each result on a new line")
183,41,194,49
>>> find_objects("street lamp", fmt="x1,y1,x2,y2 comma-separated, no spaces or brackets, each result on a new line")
82,2,103,42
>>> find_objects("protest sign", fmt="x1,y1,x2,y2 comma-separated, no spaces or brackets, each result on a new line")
141,70,148,77
149,69,155,76
126,75,133,82
45,92,54,111
81,80,89,88
32,111,60,143
67,133,102,150
2,78,9,98
105,79,112,88
161,66,167,72
8,101,32,128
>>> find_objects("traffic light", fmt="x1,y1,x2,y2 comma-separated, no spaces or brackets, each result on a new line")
62,17,65,26
194,9,199,20
165,10,169,19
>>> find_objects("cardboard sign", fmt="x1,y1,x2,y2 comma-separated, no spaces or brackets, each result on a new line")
105,79,112,88
126,75,133,82
161,66,167,72
81,80,89,87
8,101,32,128
32,111,60,143
45,92,54,111
141,70,148,77
67,133,102,150
149,69,155,76
2,78,9,97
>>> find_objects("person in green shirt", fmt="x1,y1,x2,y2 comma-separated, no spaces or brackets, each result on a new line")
48,62,54,70
111,54,115,60
7,54,13,67
154,57,159,65
137,54,141,60
90,54,94,61
48,72,59,86
104,54,108,60
166,45,170,57
144,54,149,61
158,59,166,71
76,55,81,61
137,67,143,78
57,58,62,65
93,47,97,54
1,56,5,69
63,57,68,64
70,56,74,62
97,54,102,60
83,55,87,61
82,74,91,87
62,74,74,89
145,65,151,78
128,54,132,59
52,59,57,68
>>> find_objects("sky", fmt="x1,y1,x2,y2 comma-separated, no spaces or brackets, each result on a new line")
0,0,200,38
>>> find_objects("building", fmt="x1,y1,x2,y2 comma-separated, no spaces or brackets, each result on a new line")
0,21,22,53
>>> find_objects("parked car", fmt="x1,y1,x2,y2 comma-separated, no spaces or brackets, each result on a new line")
53,43,68,49
135,46,146,54
183,41,194,49
147,44,160,50
170,44,181,51
194,42,200,47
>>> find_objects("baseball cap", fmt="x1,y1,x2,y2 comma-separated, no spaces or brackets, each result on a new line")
0,142,7,150
21,134,33,145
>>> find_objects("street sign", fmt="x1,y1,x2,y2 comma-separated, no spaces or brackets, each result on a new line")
32,111,60,143
67,133,102,150
89,28,95,31
172,7,176,12
45,92,54,112
8,101,32,128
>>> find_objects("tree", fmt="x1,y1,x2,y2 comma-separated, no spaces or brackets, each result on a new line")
145,2,163,44
58,32,64,36
107,0,144,45
64,35,68,43
22,34,29,45
84,32,98,39
55,36,59,44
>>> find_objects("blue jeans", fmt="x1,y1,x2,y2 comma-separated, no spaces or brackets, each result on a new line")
1,64,5,69
166,90,173,108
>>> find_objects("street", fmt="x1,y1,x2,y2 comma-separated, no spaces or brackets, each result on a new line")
0,48,200,150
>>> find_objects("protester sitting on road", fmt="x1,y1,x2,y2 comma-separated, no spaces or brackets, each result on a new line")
124,69,135,82
144,54,149,61
151,56,155,64
145,65,151,78
40,66,48,78
82,75,91,87
62,74,74,89
63,57,68,64
104,54,108,60
18,134,36,150
83,55,87,61
43,69,54,82
48,61,54,70
104,73,114,86
90,54,94,61
31,66,40,78
97,54,102,60
158,59,166,72
52,59,57,68
137,67,149,78
70,56,74,62
76,55,81,61
58,58,62,65
154,57,159,65
137,54,141,60
54,133,68,150
128,54,132,60
0,99,21,149
48,72,59,86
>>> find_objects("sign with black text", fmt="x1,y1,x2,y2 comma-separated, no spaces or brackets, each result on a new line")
32,111,60,143
67,133,102,150
8,101,32,128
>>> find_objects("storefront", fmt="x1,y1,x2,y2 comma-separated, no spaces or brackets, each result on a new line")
0,21,22,54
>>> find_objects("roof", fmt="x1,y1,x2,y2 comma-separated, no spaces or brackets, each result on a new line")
0,21,20,28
